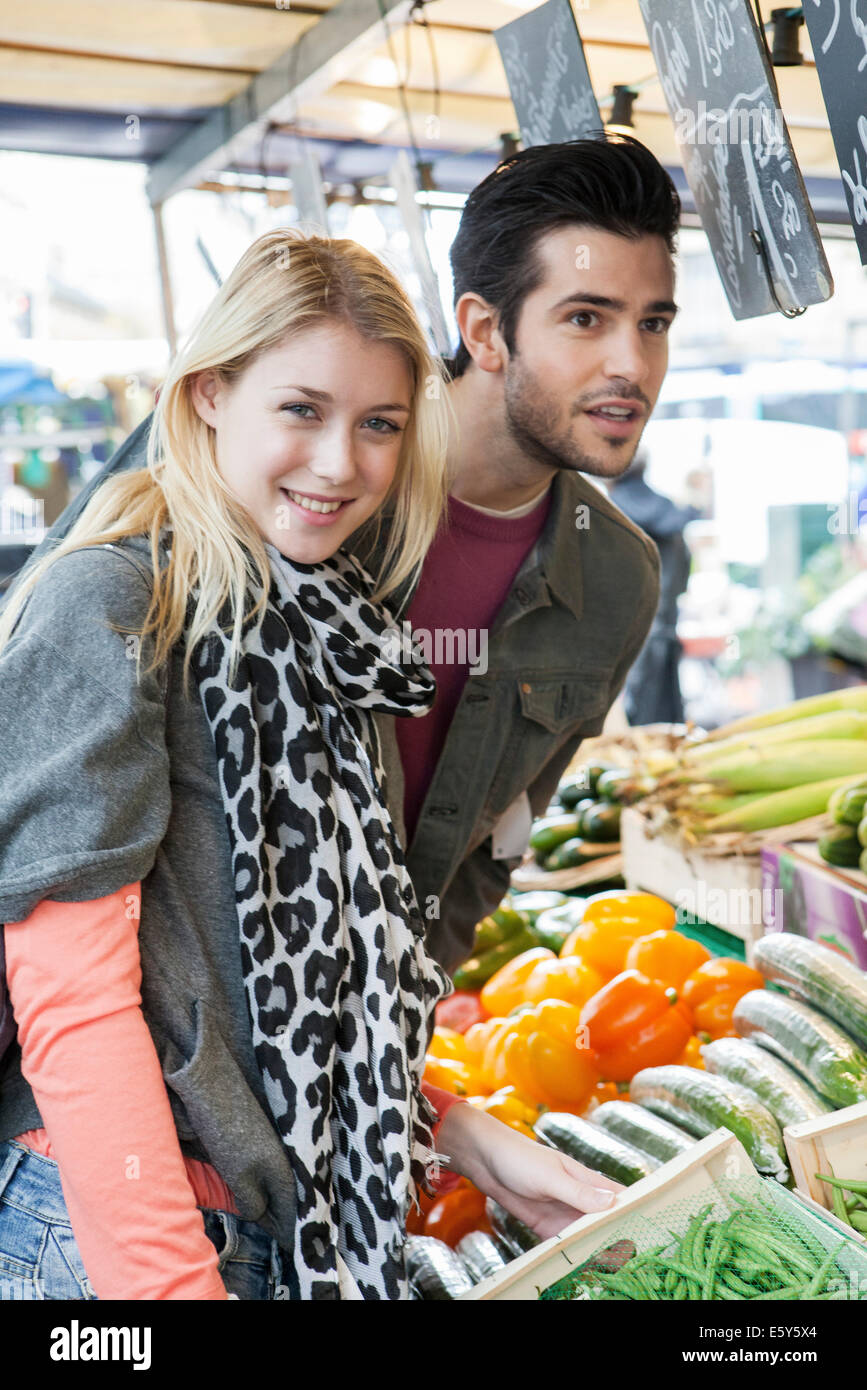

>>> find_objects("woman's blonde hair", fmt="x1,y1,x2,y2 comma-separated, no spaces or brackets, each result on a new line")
0,229,452,696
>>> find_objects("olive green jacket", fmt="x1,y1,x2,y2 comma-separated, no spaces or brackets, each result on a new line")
7,415,660,973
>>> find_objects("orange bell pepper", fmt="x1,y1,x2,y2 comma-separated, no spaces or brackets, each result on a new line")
581,891,677,931
480,947,555,1017
406,1185,437,1235
422,1055,486,1097
625,930,711,989
681,958,765,1040
675,1035,706,1069
521,955,606,1007
427,1026,469,1062
424,1185,490,1246
580,969,693,1082
560,916,651,979
579,1079,622,1116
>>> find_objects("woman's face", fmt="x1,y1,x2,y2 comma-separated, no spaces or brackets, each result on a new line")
191,320,414,563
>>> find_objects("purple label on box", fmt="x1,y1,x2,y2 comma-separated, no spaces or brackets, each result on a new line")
761,846,867,968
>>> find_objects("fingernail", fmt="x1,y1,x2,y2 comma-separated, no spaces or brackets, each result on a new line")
586,1187,617,1210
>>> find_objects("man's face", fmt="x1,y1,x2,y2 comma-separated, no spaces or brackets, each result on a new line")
502,226,676,479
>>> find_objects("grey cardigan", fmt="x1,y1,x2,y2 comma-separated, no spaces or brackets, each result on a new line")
0,534,307,1253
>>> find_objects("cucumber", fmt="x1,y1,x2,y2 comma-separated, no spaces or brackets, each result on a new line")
509,891,569,923
485,1198,540,1257
529,814,582,855
752,932,867,1052
732,988,867,1109
628,1065,789,1181
701,1036,832,1127
831,783,867,826
534,1111,658,1185
818,824,861,868
579,801,622,842
590,1099,696,1164
404,1236,475,1299
455,1231,509,1283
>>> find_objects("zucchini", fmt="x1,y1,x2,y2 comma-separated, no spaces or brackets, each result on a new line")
530,813,584,855
557,776,593,810
701,1036,832,1127
404,1236,475,1299
485,1198,540,1257
818,824,861,868
509,891,569,923
628,1065,789,1181
534,1111,658,1185
579,801,622,842
455,1231,509,1283
752,932,867,1052
595,769,631,802
732,988,867,1109
859,813,867,850
543,838,614,871
590,1099,696,1164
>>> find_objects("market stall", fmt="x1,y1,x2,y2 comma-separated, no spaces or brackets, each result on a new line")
412,697,867,1301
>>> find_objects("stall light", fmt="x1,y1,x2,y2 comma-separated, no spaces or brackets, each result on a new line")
768,7,804,64
500,133,520,161
354,100,396,137
605,85,638,136
359,56,400,87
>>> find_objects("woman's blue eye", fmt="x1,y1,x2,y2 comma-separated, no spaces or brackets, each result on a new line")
281,402,316,418
365,417,401,433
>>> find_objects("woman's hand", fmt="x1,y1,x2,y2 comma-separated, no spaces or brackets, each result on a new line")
435,1104,623,1242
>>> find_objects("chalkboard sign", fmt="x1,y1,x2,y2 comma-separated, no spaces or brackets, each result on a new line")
495,0,601,147
638,0,833,319
801,0,867,265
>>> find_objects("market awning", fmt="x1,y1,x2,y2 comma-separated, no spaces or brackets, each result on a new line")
0,0,848,198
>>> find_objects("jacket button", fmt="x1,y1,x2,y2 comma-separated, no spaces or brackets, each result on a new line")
515,588,530,605
521,682,532,694
429,805,458,818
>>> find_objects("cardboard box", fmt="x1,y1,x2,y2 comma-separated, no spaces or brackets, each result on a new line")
761,842,867,969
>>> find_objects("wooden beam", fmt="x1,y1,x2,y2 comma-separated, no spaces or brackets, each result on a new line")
146,0,414,204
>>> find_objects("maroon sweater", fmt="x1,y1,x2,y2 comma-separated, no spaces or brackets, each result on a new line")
396,491,552,845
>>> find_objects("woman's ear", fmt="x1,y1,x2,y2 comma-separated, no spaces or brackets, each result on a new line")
189,370,222,427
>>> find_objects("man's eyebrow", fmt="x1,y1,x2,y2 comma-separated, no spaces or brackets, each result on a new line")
550,293,679,317
269,385,410,411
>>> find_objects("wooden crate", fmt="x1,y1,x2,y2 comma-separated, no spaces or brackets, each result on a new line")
785,1099,867,1239
620,806,765,950
463,1129,867,1300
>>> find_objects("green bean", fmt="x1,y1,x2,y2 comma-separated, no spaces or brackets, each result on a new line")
803,1242,847,1299
702,1226,725,1300
816,1172,867,1195
850,1210,867,1234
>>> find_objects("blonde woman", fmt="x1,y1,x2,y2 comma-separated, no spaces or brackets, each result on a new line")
0,231,619,1302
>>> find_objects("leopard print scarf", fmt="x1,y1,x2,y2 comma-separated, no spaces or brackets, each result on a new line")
183,539,450,1300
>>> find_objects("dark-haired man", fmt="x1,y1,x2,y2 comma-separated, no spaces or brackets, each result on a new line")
13,134,679,974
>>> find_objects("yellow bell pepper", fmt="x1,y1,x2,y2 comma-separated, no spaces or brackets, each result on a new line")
422,1056,487,1097
427,1026,469,1062
477,1086,540,1139
521,955,606,1008
505,1028,598,1110
480,947,556,1017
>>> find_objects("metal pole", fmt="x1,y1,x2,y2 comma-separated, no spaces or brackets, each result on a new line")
152,202,177,356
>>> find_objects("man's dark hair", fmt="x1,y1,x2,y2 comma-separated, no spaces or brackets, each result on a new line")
448,132,681,377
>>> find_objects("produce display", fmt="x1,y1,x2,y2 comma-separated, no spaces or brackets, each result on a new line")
414,821,867,1299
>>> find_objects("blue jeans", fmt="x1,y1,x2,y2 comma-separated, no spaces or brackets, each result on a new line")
0,1139,295,1300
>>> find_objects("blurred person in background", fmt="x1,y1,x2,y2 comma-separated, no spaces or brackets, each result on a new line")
608,452,709,725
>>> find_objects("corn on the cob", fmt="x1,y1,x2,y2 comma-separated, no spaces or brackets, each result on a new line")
699,687,867,744
700,775,867,834
677,740,867,793
682,710,867,766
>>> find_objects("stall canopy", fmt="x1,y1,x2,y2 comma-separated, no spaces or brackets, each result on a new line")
0,0,850,206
